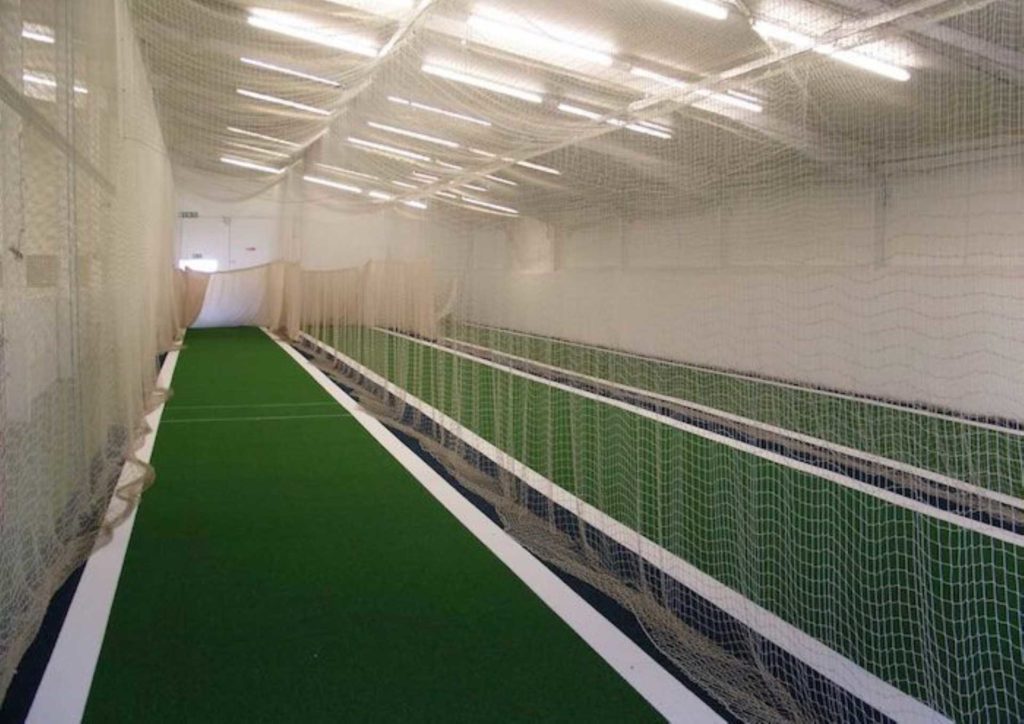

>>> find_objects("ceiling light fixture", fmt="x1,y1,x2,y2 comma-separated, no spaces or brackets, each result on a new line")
461,196,519,215
485,174,517,186
387,96,492,126
515,159,560,175
227,126,299,147
468,5,616,67
816,45,911,82
317,164,380,181
247,9,378,57
226,141,291,158
303,175,363,194
240,57,340,87
21,23,54,43
422,64,543,104
220,156,285,174
630,66,763,113
557,102,672,139
237,88,330,115
367,121,460,148
348,136,433,162
752,20,910,81
658,0,728,21
403,200,428,209
23,71,87,94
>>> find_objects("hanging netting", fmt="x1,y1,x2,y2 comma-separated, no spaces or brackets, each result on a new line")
122,0,1024,720
5,0,1024,720
0,0,178,699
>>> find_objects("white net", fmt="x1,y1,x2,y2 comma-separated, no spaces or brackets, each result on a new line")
0,0,178,699
6,0,1024,720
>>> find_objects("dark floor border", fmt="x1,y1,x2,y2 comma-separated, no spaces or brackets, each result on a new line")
0,567,85,724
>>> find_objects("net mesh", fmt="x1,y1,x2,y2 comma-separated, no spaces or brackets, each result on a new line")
0,0,178,699
5,0,1024,720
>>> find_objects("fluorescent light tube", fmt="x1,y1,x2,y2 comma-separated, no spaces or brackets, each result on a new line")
248,9,378,57
22,23,54,43
226,141,291,158
317,164,379,181
435,191,459,199
468,6,615,67
461,182,487,192
227,126,299,147
658,0,728,21
516,159,560,175
403,200,428,209
393,180,418,189
558,103,672,139
411,171,441,182
367,121,460,148
240,57,340,87
816,46,911,81
348,136,432,162
388,96,491,126
23,72,87,94
461,196,519,215
303,175,363,194
631,66,762,113
422,64,543,104
368,190,394,201
752,20,814,49
435,160,465,171
237,88,329,115
694,89,762,112
485,174,517,186
752,20,910,81
220,156,284,174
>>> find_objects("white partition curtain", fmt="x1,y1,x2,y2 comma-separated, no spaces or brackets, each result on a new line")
188,259,438,340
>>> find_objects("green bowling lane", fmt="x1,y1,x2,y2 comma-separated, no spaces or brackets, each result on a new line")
84,327,660,723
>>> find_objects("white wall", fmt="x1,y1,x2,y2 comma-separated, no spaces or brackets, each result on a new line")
176,182,292,272
456,155,1024,420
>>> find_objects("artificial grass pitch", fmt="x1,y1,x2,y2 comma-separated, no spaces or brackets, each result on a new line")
84,327,659,722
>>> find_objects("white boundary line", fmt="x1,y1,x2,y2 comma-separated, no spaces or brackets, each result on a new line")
27,350,180,724
460,321,1024,438
378,328,1024,548
300,331,952,724
444,336,1024,513
274,330,724,723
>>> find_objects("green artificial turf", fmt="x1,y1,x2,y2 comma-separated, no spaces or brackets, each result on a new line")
444,322,1024,498
313,323,1024,723
84,327,661,723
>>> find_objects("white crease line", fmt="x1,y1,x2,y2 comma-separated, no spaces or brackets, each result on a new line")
28,350,180,724
379,328,1024,548
444,336,1024,512
459,321,1024,438
301,331,952,724
277,331,724,724
171,401,340,409
161,413,352,423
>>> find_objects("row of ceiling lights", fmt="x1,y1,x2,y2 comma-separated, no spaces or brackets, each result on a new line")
226,1,912,216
